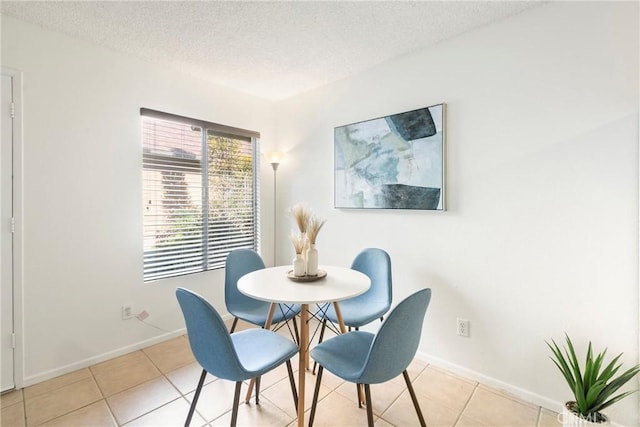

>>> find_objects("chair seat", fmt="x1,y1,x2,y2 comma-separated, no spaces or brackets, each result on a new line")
323,299,388,328
310,331,374,382
232,302,301,327
232,329,299,378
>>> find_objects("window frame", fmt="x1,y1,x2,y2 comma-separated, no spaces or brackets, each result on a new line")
141,108,261,282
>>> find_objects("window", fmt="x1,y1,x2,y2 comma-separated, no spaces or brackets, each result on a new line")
141,108,260,282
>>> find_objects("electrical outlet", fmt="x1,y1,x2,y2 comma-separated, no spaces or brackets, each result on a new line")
457,318,470,337
122,305,133,320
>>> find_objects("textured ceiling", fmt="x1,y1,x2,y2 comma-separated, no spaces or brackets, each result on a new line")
1,1,543,101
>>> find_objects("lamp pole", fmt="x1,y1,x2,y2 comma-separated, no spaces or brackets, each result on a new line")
270,160,280,265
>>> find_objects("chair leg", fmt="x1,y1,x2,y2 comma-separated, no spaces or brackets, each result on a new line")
230,381,242,427
403,370,426,427
286,360,298,412
364,383,374,427
312,319,327,375
184,369,207,427
308,365,324,427
318,318,327,344
357,383,363,408
292,314,300,345
255,376,261,405
230,317,238,333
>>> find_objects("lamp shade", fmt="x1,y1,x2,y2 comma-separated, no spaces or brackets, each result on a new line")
266,151,285,165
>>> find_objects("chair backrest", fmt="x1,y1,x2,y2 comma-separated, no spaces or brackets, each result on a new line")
350,248,392,308
176,288,247,381
224,249,266,313
358,288,432,384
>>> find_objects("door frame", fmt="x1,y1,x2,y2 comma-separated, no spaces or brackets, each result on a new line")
2,67,24,390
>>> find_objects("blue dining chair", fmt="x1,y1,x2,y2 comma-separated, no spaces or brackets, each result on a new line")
225,249,300,340
313,248,392,377
309,288,432,427
176,288,299,427
319,248,392,329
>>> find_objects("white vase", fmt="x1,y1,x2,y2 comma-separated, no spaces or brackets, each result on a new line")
561,403,609,426
306,244,318,276
293,253,305,277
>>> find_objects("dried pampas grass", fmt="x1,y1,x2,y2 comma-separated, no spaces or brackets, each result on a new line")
289,234,306,254
289,203,311,234
288,203,326,252
306,216,326,245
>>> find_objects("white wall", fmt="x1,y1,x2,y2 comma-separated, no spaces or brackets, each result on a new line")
274,2,639,425
1,16,278,385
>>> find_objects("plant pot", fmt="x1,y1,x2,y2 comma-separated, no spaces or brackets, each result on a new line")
561,402,609,426
292,253,305,277
306,244,318,276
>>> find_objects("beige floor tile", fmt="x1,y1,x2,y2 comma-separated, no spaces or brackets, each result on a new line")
306,390,375,426
1,388,24,408
24,377,102,426
210,396,294,427
256,362,293,393
370,380,407,415
405,359,428,381
106,376,181,425
90,351,161,397
335,380,405,417
334,381,362,404
4,331,556,427
142,336,195,373
23,369,91,400
462,385,538,427
489,386,539,408
123,397,206,426
314,369,345,391
382,391,460,427
538,408,561,426
38,400,116,427
383,362,427,390
165,362,216,395
374,418,394,427
411,366,476,413
184,378,240,422
1,401,26,426
455,414,490,426
261,373,331,419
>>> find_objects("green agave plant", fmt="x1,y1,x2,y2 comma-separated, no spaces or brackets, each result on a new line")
546,334,640,422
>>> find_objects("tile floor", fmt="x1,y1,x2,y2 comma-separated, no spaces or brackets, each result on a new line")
1,320,561,426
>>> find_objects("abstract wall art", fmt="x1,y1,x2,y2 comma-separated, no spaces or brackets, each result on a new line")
334,103,445,210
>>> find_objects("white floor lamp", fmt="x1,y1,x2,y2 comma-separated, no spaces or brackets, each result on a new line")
266,151,284,266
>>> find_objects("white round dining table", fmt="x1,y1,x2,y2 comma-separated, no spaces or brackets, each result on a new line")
237,265,370,304
237,264,370,427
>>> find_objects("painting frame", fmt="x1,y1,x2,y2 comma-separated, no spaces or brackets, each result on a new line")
334,103,446,211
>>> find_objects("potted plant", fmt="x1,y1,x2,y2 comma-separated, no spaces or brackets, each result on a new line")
288,203,325,276
546,334,640,426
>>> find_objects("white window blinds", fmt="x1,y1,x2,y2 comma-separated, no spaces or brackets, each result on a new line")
141,108,259,282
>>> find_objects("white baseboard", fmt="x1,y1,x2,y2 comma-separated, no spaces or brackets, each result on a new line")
415,350,564,414
22,327,187,387
22,313,242,388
